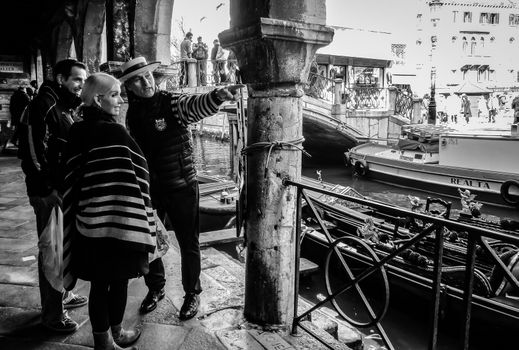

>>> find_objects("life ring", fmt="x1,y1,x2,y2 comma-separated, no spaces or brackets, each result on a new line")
354,160,368,176
500,180,519,206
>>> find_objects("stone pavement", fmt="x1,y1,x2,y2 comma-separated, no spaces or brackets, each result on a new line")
0,155,364,350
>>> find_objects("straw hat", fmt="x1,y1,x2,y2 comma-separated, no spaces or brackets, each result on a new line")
119,57,161,83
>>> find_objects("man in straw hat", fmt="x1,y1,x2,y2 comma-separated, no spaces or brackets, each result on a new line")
120,56,243,320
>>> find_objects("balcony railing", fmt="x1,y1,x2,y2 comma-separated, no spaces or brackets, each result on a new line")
342,86,387,110
394,86,414,119
285,178,519,350
164,59,241,89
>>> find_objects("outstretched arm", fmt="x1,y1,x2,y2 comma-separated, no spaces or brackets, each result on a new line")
175,84,245,126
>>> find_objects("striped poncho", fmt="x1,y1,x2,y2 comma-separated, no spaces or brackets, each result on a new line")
62,108,156,289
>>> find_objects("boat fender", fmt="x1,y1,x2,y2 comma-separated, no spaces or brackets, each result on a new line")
354,160,368,176
500,180,519,206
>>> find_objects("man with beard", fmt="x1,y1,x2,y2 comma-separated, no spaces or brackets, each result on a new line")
18,59,89,333
120,57,242,320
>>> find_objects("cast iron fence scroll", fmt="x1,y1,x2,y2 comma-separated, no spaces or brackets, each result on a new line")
394,86,413,119
284,178,519,350
342,86,387,110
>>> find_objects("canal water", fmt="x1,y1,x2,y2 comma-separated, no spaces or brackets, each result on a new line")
192,135,515,350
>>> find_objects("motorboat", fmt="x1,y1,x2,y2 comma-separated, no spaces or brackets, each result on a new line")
344,124,519,208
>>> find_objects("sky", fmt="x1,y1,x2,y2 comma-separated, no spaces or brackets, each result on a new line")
170,0,418,58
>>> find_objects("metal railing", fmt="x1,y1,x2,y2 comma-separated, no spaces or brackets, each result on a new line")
285,178,519,350
304,73,335,102
394,86,414,119
166,59,241,89
342,86,387,110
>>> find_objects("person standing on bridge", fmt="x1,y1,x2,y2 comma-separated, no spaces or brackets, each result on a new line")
120,57,243,320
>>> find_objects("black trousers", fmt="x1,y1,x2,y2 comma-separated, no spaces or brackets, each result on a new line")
89,279,128,332
145,182,202,295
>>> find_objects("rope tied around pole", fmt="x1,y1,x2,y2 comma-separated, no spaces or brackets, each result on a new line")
241,137,311,178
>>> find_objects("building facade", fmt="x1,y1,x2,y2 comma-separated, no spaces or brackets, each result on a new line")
415,0,519,96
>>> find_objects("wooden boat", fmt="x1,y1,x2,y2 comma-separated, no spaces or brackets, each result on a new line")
298,178,519,328
344,124,519,209
197,174,238,233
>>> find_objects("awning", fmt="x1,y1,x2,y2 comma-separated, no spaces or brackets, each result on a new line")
460,65,470,71
478,65,489,71
455,81,491,94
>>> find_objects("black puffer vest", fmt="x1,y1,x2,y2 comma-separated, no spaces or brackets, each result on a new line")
127,91,196,193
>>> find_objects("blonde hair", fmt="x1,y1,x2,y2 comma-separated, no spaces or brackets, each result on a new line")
80,72,120,106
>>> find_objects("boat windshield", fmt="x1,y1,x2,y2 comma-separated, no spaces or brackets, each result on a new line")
396,138,439,153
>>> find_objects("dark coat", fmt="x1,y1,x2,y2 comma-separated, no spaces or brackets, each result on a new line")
18,81,81,197
62,107,155,285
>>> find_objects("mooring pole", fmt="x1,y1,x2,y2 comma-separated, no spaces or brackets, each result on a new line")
220,0,333,328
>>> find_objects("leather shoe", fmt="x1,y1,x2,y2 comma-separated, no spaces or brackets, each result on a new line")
139,289,165,314
179,293,200,320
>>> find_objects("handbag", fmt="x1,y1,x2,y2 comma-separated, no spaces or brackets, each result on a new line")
38,204,64,292
150,210,170,262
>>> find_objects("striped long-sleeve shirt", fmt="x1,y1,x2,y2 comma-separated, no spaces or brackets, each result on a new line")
62,110,156,289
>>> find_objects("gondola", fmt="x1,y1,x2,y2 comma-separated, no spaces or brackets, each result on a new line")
298,176,519,329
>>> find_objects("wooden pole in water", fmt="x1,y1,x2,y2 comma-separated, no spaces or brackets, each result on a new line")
220,0,333,328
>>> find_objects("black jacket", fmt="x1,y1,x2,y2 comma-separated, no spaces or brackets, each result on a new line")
18,81,82,197
127,89,222,194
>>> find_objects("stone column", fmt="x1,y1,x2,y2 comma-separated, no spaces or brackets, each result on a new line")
82,0,106,73
134,0,174,64
187,59,198,87
387,86,397,115
412,97,423,123
220,1,333,328
334,78,343,104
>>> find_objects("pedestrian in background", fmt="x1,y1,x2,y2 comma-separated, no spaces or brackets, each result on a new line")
512,94,519,124
193,36,209,86
180,32,193,86
18,58,88,333
211,39,226,84
8,86,31,147
62,72,155,350
488,93,498,123
120,57,243,320
461,93,472,124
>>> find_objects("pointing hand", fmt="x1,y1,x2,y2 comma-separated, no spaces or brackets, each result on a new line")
216,84,245,102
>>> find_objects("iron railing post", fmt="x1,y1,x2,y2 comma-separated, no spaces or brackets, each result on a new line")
428,225,445,350
461,235,478,350
292,187,303,335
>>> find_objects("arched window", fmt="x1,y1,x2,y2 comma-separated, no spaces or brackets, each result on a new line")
470,37,476,55
510,37,515,44
480,37,485,55
452,36,457,43
462,37,468,53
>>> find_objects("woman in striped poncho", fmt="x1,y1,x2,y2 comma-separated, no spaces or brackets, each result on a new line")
62,73,155,350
